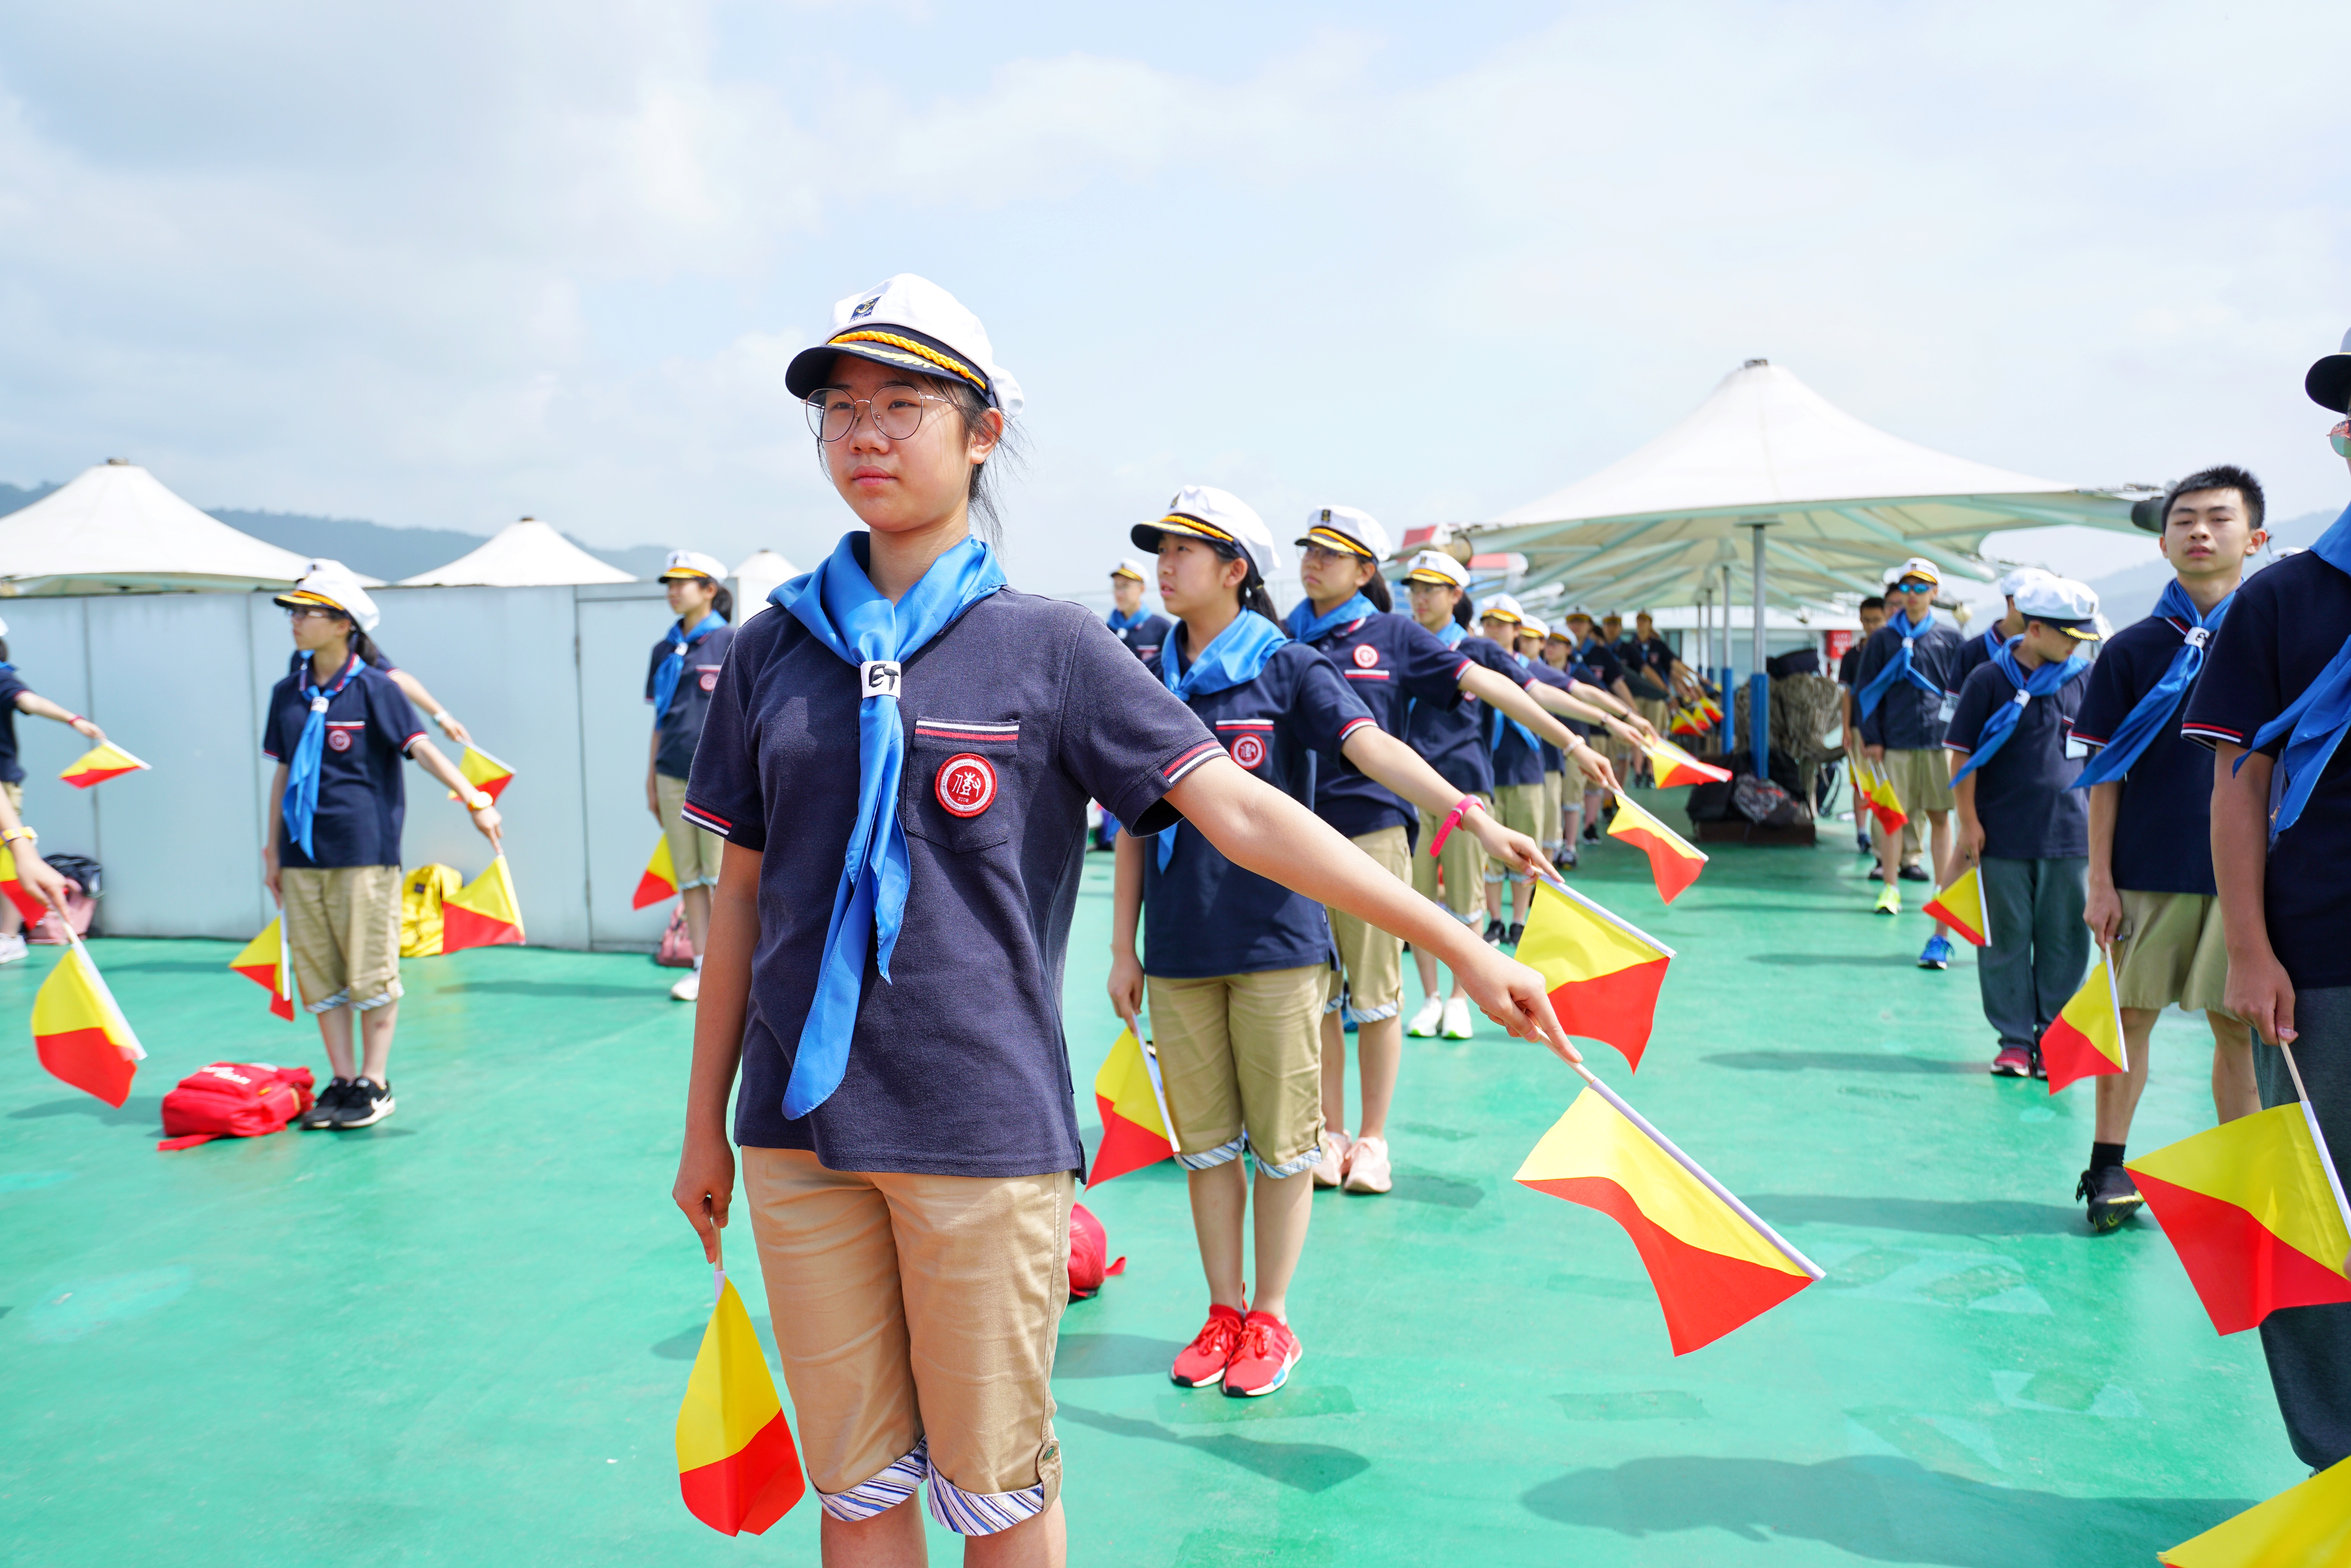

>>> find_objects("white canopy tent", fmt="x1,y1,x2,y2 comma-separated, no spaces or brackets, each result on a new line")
401,518,634,587
732,549,797,620
0,459,320,595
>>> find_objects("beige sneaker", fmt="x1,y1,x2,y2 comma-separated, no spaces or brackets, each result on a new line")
1343,1134,1392,1194
1440,997,1474,1040
670,969,701,1002
1311,1129,1351,1189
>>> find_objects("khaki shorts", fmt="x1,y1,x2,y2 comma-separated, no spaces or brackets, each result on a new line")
1637,697,1671,737
1880,746,1955,817
1413,797,1488,923
3,781,19,812
1324,826,1408,1024
2115,890,2231,1014
1540,771,1564,847
657,772,725,890
281,864,403,1012
1148,965,1326,1178
1487,782,1545,882
739,1148,1070,1534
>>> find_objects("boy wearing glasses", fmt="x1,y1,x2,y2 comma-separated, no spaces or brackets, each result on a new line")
1853,559,1965,955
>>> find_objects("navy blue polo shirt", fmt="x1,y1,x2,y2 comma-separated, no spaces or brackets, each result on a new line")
646,619,735,780
1294,610,1474,840
2182,549,2351,988
1951,626,2003,687
260,658,427,869
1487,655,1548,789
1632,635,1677,683
1855,614,1966,750
1944,657,2088,860
2072,612,2218,896
1111,610,1173,671
1573,638,1627,691
1526,658,1581,772
1405,633,1524,797
0,665,29,785
1836,644,1864,690
1143,638,1375,981
684,589,1213,1176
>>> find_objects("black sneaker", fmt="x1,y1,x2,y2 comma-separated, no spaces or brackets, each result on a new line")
1581,822,1601,844
302,1077,354,1129
2077,1165,2144,1233
1897,863,1931,883
1505,922,1524,948
1484,918,1507,946
332,1077,396,1128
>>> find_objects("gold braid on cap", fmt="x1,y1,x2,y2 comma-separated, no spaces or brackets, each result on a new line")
1156,514,1237,545
1304,525,1374,559
826,331,988,393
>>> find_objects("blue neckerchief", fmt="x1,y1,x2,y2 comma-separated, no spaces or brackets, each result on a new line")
2072,579,2233,790
1486,653,1542,756
0,662,13,675
651,611,726,720
1157,611,1288,870
1283,592,1379,647
1856,609,1944,719
281,652,366,860
2243,501,2351,844
1949,637,2089,785
1977,627,2003,664
769,532,1007,1118
1108,605,1149,634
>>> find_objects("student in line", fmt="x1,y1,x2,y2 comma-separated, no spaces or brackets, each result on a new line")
1282,512,1616,1194
1855,558,1966,951
672,276,1574,1565
1562,609,1644,841
282,560,476,749
1476,597,1549,945
2182,332,2351,1474
0,617,110,963
1539,626,1587,855
1097,559,1172,847
1944,577,2100,1074
0,780,68,930
2068,468,2265,1230
264,564,505,1130
1112,488,1567,1400
647,551,735,1002
1517,619,1570,866
1626,611,1696,724
1953,567,2054,688
1839,595,1889,858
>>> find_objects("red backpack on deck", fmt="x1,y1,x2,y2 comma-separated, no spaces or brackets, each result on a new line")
1067,1202,1126,1300
157,1062,316,1151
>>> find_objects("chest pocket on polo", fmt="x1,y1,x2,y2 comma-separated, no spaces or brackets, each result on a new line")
901,716,1021,852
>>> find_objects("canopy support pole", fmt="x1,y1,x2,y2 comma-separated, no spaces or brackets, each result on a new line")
1717,562,1734,746
1748,524,1770,778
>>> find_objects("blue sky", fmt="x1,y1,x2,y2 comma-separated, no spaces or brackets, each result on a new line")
0,1,2343,602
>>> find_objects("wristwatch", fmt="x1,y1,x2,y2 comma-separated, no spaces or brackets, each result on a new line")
2,825,35,845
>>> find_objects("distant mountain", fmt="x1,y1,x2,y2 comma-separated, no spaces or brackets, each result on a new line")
2082,508,2333,624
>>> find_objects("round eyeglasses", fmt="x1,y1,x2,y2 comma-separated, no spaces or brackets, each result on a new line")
804,387,953,443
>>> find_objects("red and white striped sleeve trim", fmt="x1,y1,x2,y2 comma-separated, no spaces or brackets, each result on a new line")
1161,740,1223,786
400,730,429,753
2179,720,2247,746
1337,715,1379,743
679,800,735,837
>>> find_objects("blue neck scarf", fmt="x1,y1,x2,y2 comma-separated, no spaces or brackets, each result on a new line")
281,652,366,859
2072,579,2233,790
1856,609,1943,719
769,532,1007,1118
1436,620,1467,648
1157,611,1288,870
1487,653,1542,756
651,611,726,720
1949,637,2090,785
2244,502,2351,843
1107,605,1149,634
1283,592,1379,646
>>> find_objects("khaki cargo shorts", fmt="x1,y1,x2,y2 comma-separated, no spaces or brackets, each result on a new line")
1324,825,1409,1024
281,864,403,1012
1149,964,1326,1178
1880,746,1955,817
1413,797,1488,923
2114,889,2232,1015
657,772,725,890
1486,782,1545,882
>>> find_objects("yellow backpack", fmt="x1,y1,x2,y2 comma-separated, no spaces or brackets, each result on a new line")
400,864,464,958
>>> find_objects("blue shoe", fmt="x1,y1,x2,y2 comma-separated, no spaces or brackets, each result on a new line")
1918,933,1952,970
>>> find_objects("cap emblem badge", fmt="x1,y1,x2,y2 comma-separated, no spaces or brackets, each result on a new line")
852,296,879,319
936,754,997,817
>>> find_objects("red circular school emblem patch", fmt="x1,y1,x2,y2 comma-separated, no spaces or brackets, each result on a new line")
1353,643,1379,669
1230,733,1267,770
327,729,353,752
935,753,997,817
699,672,717,692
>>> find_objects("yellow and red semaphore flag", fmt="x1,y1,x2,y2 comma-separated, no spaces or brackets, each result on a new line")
2127,1097,2351,1336
1921,865,1990,947
1852,758,1908,835
440,855,525,953
1667,705,1709,738
228,916,297,1021
1515,878,1674,1072
1605,794,1709,904
2159,1453,2351,1566
1517,1078,1822,1353
675,1262,805,1535
0,853,51,925
1641,737,1732,788
444,746,517,804
1090,1025,1179,1185
33,937,146,1106
634,836,679,911
2039,949,2126,1092
60,743,150,789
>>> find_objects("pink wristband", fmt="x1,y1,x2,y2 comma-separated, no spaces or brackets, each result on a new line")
1429,797,1478,857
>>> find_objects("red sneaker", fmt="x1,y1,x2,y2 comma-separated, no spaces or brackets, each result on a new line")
1221,1312,1301,1398
1991,1046,2033,1078
1170,1304,1246,1387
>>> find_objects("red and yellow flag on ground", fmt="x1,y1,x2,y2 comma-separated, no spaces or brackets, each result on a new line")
1921,865,1990,947
1641,737,1732,788
1517,1078,1821,1354
444,746,517,804
228,916,297,1021
1,853,51,924
33,938,146,1106
440,855,525,953
1515,878,1673,1072
634,836,679,910
2127,1100,2351,1335
676,1265,805,1535
1852,759,1908,835
2160,1452,2351,1566
1605,794,1708,904
1090,1025,1178,1185
2040,949,2126,1092
60,743,149,789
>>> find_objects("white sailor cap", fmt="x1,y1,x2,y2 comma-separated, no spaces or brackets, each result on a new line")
1518,613,1550,639
1996,565,2053,599
1109,557,1150,582
275,560,380,633
1889,557,1942,588
659,550,730,582
784,273,1023,419
1401,550,1467,588
2015,576,2102,639
1477,593,1526,626
1296,506,1392,564
1132,486,1282,584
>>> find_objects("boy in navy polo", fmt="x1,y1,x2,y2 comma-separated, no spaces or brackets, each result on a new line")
1854,558,1966,946
1945,577,2099,1076
1839,595,1888,856
2181,331,2351,1472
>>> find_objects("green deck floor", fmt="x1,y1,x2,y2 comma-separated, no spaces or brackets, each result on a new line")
0,798,2306,1564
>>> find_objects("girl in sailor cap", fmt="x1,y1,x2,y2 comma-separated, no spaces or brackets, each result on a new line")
647,549,735,1001
672,276,1575,1562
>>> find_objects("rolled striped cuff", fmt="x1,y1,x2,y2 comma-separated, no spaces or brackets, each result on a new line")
818,1439,928,1523
1343,1000,1400,1025
927,1465,1048,1537
1174,1133,1247,1171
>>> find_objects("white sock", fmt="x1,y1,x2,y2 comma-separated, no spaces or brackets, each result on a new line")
692,955,703,971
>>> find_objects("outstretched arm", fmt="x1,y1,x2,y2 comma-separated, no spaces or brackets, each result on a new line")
407,737,503,847
672,842,760,1260
1458,667,1621,789
387,670,472,747
0,786,67,915
15,690,103,746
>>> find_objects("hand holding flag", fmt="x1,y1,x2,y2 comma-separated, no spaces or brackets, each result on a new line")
1,841,66,925
1852,758,1908,835
1920,866,1990,947
2038,946,2126,1092
1641,737,1732,787
444,745,517,804
1604,794,1708,903
1090,1025,1179,1185
60,743,150,789
1513,875,1674,1071
675,1250,805,1536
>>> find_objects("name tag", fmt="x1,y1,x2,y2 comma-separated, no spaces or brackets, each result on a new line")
2065,735,2089,760
1936,692,1958,724
860,660,902,700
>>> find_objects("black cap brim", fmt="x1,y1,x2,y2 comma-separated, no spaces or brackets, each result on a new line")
786,327,993,405
2309,353,2351,414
